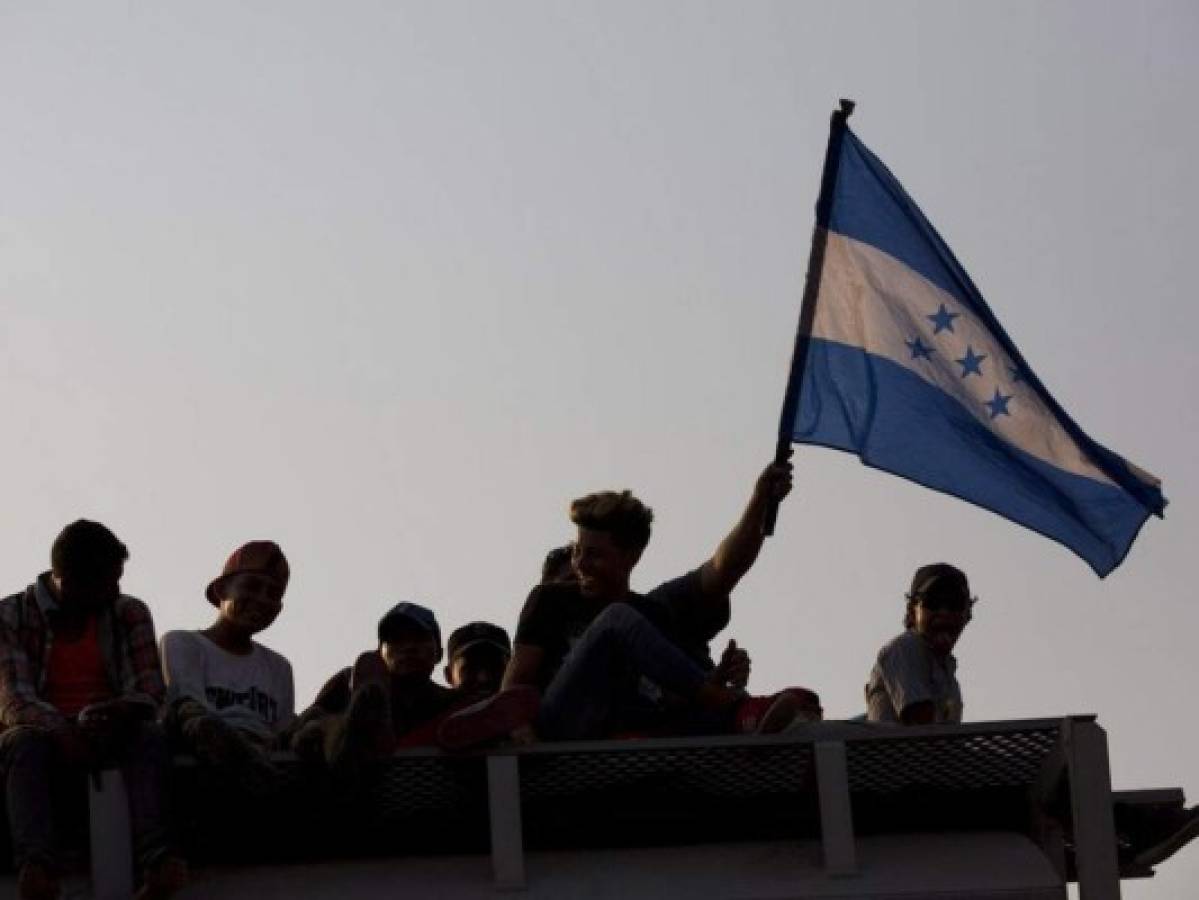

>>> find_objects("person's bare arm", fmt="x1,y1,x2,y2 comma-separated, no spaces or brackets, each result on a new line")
501,644,545,691
698,457,794,599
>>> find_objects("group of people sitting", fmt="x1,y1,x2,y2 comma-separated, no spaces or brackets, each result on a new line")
0,457,1020,900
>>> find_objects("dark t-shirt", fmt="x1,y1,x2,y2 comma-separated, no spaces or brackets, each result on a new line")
514,568,730,693
306,666,459,736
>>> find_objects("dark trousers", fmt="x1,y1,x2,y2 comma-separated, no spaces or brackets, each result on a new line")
537,602,711,741
0,722,173,870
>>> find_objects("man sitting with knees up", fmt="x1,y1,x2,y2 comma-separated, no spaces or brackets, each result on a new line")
439,459,821,750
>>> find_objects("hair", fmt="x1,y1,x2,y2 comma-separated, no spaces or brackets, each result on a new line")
540,544,574,583
903,597,919,630
569,490,653,552
50,520,129,578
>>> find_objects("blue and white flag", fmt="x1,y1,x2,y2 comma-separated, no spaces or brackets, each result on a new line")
780,109,1166,576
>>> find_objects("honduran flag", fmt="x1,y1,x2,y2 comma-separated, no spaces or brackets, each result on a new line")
778,103,1166,576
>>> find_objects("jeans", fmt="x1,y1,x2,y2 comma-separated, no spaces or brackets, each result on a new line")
537,602,710,740
0,721,174,870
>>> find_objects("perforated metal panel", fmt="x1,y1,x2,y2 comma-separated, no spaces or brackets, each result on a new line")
846,725,1060,793
369,756,483,818
519,741,815,801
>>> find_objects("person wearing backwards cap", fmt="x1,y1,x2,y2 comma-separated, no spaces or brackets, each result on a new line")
291,602,461,771
444,622,512,700
159,541,295,780
865,563,974,725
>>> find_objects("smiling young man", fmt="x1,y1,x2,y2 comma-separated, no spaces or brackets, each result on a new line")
865,563,973,725
160,541,295,779
439,458,819,749
0,520,185,900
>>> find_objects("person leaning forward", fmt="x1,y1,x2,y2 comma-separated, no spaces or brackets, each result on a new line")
0,520,186,900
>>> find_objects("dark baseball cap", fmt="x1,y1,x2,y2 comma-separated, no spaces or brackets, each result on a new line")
378,601,441,646
908,563,970,603
447,622,511,661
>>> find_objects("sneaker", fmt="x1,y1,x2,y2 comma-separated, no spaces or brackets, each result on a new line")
1132,805,1199,868
780,686,823,721
735,688,823,734
17,860,59,900
437,686,540,752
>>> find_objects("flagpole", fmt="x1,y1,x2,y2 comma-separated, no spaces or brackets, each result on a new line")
763,98,855,536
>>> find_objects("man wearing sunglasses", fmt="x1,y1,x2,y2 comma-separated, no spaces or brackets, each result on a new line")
865,563,974,725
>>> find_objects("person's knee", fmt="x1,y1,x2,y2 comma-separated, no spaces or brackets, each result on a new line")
178,712,225,745
590,601,647,637
0,725,56,766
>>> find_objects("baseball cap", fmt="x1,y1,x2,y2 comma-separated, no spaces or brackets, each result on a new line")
908,563,970,604
378,601,441,646
206,541,290,606
447,622,511,661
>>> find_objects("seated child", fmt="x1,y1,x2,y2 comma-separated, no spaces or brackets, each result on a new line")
292,602,461,770
160,541,295,779
865,563,972,725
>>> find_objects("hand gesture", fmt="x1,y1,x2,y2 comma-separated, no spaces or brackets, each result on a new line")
713,639,751,690
77,699,141,761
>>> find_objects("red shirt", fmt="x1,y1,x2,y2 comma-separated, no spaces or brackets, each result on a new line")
0,576,164,730
43,615,114,716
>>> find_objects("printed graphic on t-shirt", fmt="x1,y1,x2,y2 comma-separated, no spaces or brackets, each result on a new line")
205,684,281,725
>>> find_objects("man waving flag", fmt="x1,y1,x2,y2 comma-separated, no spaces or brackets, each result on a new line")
775,101,1166,576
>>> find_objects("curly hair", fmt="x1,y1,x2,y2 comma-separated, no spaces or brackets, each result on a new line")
569,490,653,552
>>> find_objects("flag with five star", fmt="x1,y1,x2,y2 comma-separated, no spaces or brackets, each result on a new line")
776,104,1166,576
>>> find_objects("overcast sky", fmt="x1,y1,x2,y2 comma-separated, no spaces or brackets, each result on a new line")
2,2,1196,894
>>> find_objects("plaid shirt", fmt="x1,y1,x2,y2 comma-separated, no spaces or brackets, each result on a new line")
0,574,165,730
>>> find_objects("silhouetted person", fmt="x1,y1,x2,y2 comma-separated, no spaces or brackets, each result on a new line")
444,622,511,699
292,603,461,769
540,545,575,584
865,563,972,725
0,521,185,900
865,565,1199,865
160,541,295,789
439,459,820,749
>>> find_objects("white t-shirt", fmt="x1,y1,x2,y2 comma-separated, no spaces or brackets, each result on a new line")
160,630,295,740
864,629,963,724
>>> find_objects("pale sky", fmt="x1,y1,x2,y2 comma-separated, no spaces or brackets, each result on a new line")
2,2,1196,895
